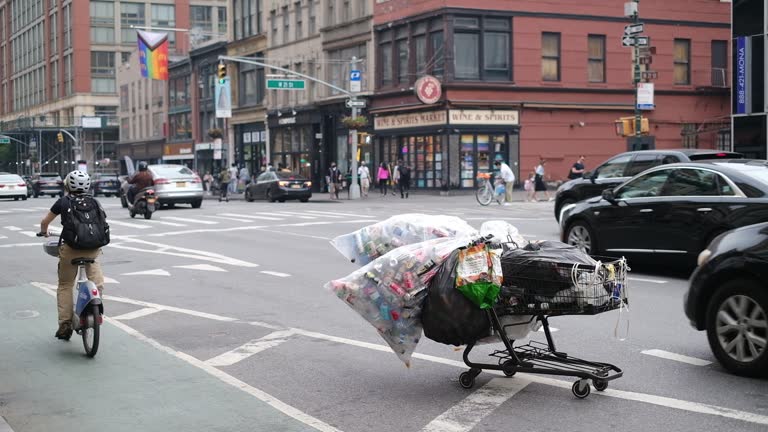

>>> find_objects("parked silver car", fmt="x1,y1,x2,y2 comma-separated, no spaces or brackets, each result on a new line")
121,164,203,208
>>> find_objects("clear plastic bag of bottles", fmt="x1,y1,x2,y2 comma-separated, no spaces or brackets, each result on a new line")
330,214,479,266
326,236,475,367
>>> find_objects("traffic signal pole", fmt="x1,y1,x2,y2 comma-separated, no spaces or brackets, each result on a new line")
633,1,641,136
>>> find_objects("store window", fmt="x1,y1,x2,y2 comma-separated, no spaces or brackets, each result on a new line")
380,135,445,188
272,127,313,178
460,134,506,188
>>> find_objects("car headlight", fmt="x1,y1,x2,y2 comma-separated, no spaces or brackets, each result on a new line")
697,249,712,267
559,203,577,228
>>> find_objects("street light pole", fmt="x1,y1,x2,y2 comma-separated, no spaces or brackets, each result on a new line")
633,0,641,136
349,56,362,200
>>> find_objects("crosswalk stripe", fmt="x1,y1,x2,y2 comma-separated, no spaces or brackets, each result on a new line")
218,213,282,221
0,210,9,214
206,215,254,223
268,212,316,219
20,231,38,237
112,307,161,321
162,216,218,225
305,210,364,218
134,219,187,227
10,208,36,212
5,226,22,231
0,235,7,239
107,219,152,229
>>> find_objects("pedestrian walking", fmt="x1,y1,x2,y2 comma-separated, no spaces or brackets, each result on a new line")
395,160,412,198
203,172,213,195
328,163,342,200
358,161,371,198
568,155,587,180
228,163,238,194
389,162,398,196
239,165,251,191
377,162,390,197
494,160,516,205
524,172,535,202
219,166,231,202
532,159,553,201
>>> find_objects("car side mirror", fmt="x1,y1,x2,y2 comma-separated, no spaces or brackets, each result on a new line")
588,171,597,183
602,188,617,204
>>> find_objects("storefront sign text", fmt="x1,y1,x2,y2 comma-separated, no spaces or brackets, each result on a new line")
374,111,446,130
448,110,519,126
278,117,297,125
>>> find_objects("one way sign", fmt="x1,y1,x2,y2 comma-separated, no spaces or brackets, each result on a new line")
622,36,649,47
624,23,644,35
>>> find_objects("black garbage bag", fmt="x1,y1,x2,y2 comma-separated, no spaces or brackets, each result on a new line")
500,240,597,298
422,249,491,346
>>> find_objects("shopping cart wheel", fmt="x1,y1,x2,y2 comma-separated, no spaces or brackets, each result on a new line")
593,379,608,392
459,372,476,389
502,360,517,377
572,380,591,399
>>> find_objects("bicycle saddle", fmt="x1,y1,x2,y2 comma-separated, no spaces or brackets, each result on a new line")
71,258,95,266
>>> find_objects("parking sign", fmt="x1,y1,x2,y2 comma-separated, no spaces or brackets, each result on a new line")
350,70,361,93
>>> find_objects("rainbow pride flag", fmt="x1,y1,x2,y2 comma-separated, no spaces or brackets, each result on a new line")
137,30,169,80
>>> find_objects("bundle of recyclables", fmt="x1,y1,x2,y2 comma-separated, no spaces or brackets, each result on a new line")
326,215,629,397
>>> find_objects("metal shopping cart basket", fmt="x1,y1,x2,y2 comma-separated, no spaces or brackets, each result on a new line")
458,257,629,399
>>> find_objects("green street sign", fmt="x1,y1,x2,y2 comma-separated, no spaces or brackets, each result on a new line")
266,79,306,90
0,137,10,144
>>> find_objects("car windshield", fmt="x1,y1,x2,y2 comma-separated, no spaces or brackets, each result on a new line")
276,172,306,180
0,175,21,182
95,174,119,180
151,165,195,177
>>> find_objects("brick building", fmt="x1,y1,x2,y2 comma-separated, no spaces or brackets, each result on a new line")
371,0,731,190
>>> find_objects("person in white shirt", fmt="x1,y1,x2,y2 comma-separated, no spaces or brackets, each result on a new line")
228,163,239,193
494,160,516,205
533,158,553,201
358,161,371,197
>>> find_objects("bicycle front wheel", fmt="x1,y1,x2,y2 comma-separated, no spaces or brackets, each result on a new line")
82,304,100,358
476,182,493,206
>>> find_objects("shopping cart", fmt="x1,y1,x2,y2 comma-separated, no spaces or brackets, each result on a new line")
458,257,629,399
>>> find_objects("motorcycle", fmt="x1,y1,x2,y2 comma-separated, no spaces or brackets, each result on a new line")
129,187,157,220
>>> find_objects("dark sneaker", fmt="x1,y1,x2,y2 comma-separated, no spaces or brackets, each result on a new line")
55,322,73,341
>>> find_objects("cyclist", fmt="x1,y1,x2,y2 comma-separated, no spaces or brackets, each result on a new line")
39,170,107,341
127,161,154,206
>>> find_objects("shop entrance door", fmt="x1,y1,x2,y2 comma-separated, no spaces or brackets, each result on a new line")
460,134,507,188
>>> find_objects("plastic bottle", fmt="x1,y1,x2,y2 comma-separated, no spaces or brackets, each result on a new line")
379,303,391,321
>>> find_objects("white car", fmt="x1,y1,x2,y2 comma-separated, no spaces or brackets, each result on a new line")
120,165,203,208
0,174,28,201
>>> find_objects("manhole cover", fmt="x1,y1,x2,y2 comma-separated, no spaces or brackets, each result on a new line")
12,310,40,319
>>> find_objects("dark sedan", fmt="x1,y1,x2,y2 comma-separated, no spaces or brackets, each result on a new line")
245,171,312,203
91,173,121,197
684,222,768,377
554,149,742,221
31,172,64,198
559,160,768,266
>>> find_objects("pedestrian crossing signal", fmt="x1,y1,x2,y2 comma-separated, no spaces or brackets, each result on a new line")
615,117,649,137
217,63,227,84
57,132,64,143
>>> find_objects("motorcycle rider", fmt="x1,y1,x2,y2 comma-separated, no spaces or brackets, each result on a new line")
39,171,106,340
127,162,154,207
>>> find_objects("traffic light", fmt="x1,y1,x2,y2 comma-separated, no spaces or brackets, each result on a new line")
217,63,227,84
57,132,64,143
614,117,649,137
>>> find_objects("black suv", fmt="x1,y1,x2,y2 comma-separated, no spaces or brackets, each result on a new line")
554,149,742,221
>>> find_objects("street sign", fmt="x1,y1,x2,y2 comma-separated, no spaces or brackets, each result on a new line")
346,99,366,108
624,23,644,35
638,46,656,55
215,77,232,118
641,71,659,80
622,36,650,47
639,56,653,65
637,83,655,110
0,137,10,144
350,70,361,93
266,79,306,90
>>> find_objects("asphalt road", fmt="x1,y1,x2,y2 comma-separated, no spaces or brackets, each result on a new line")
0,193,766,432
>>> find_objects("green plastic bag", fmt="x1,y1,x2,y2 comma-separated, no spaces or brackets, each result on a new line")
454,244,503,310
456,281,500,310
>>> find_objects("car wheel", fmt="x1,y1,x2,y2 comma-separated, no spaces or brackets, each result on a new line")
556,199,575,222
300,198,309,203
245,189,254,202
191,199,202,209
267,189,276,203
104,193,111,198
13,197,19,201
566,221,596,255
59,192,64,197
22,196,27,201
706,279,768,377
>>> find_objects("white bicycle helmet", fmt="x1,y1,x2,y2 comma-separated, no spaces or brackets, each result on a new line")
64,170,91,193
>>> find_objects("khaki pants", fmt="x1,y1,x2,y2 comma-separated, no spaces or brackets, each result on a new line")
57,244,104,325
360,178,370,196
505,181,514,203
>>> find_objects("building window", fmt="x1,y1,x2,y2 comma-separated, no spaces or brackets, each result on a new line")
190,6,213,44
430,29,444,78
483,18,510,81
63,4,71,49
63,54,72,95
542,32,560,81
90,2,114,44
588,34,606,83
342,0,350,22
360,0,368,17
270,10,277,41
327,0,335,26
673,39,690,85
380,31,392,86
120,85,129,111
169,75,190,107
91,51,116,93
239,59,265,106
151,5,176,47
454,17,509,81
711,40,727,87
121,118,130,141
218,6,227,35
233,0,258,39
396,35,409,83
327,44,367,96
169,112,192,140
681,123,698,149
295,2,302,39
120,3,145,45
414,33,427,75
152,112,163,137
308,0,316,34
282,6,289,43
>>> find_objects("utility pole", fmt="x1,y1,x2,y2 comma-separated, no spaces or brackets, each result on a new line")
632,0,641,136
349,56,363,200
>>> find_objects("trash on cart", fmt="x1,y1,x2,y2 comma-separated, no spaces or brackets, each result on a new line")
326,236,474,366
480,220,526,248
456,243,503,309
330,214,478,265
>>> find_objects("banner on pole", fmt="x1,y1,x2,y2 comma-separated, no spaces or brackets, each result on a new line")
735,36,751,115
215,77,232,118
137,30,169,80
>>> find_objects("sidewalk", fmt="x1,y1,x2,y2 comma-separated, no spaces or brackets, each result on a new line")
204,189,543,203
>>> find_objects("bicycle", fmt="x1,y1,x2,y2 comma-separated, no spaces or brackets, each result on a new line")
38,234,103,357
476,173,504,206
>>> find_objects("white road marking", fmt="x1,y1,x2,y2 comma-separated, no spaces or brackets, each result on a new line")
269,212,317,219
276,220,376,228
136,219,377,238
252,228,330,241
108,219,151,229
206,215,254,223
19,231,38,237
629,277,668,284
174,264,227,272
4,226,22,231
219,213,283,221
260,270,291,278
537,326,559,333
103,277,120,284
1,414,16,432
0,210,9,214
0,242,37,248
421,378,529,432
121,269,171,276
112,307,161,321
138,220,187,227
29,283,768,428
9,208,35,212
0,235,6,240
205,330,295,367
304,210,364,218
108,238,259,268
641,349,712,366
162,216,218,225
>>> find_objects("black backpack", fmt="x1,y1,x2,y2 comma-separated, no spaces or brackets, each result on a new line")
60,195,110,250
399,166,410,180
